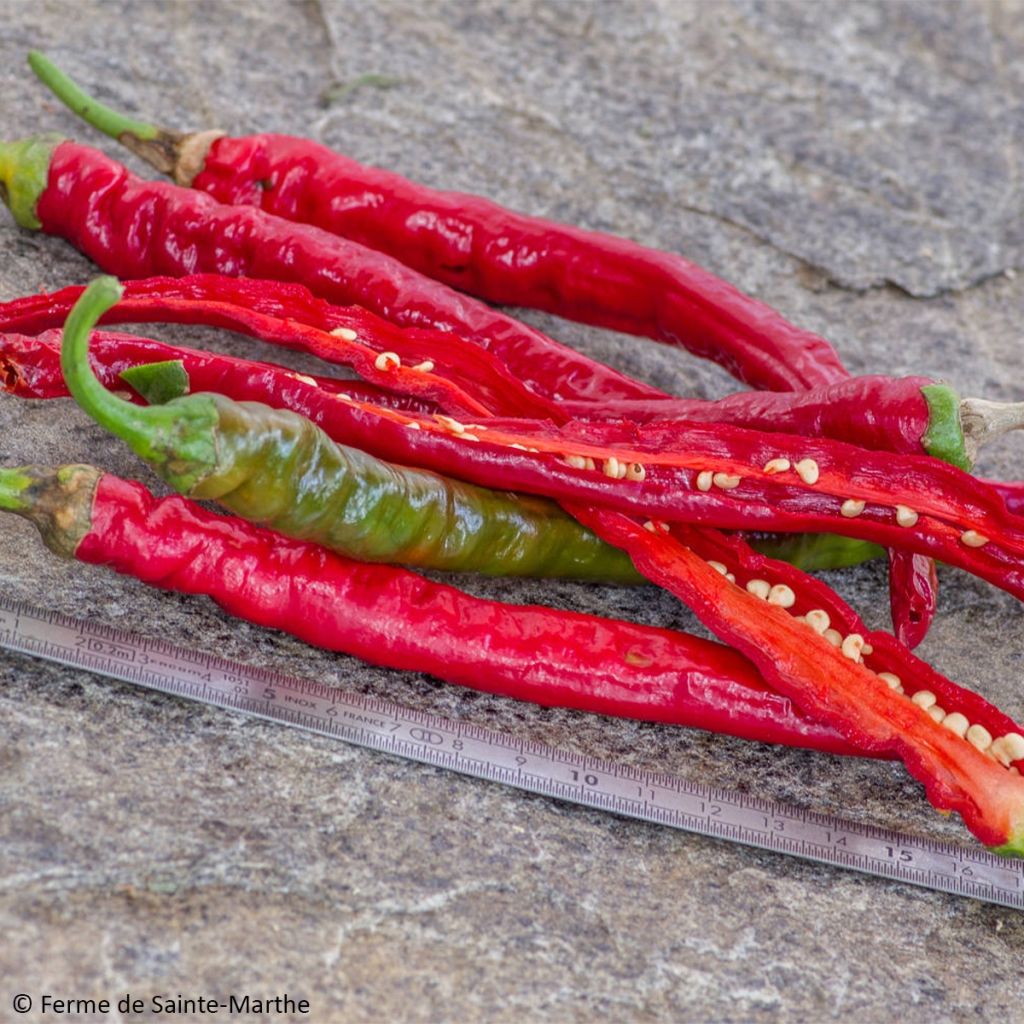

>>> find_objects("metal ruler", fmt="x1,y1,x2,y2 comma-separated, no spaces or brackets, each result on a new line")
0,595,1021,910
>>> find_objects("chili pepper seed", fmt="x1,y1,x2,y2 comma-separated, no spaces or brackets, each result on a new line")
712,472,742,489
841,499,866,518
330,326,359,341
374,351,401,371
961,530,989,547
696,470,714,491
895,505,919,527
763,458,791,475
794,459,820,485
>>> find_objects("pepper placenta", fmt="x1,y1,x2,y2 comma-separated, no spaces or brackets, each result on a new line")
58,278,644,583
0,463,865,754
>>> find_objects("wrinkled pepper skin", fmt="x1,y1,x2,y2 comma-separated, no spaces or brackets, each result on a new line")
59,279,641,584
0,328,884,575
191,133,848,393
0,464,866,755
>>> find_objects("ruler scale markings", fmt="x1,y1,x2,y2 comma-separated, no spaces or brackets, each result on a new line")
0,595,1021,909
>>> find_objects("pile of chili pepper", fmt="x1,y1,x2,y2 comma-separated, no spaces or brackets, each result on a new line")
0,54,1023,854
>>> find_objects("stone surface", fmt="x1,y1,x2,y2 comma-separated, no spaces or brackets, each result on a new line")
0,1,1022,1021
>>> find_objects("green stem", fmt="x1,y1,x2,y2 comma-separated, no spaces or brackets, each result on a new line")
0,134,62,229
0,466,36,511
61,277,219,491
27,51,161,143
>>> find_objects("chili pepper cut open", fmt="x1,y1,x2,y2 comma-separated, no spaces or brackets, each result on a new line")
0,326,887,575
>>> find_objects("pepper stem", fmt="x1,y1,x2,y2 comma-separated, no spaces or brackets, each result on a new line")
0,464,101,558
27,51,222,184
959,397,1024,463
61,277,219,493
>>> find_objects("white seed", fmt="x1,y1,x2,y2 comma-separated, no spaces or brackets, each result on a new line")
713,472,742,490
767,584,796,608
990,738,1011,766
725,572,736,584
509,443,528,451
841,499,866,518
895,505,919,528
411,360,435,372
696,470,714,492
584,457,597,471
1003,733,1024,761
656,521,670,533
824,629,843,647
603,457,628,479
861,643,873,656
966,724,993,752
841,633,865,662
941,712,970,738
643,521,657,533
763,458,791,475
406,421,421,430
374,351,401,371
563,454,588,470
707,561,729,576
961,529,989,548
804,609,830,634
794,459,820,485
436,415,465,433
337,393,353,402
462,433,480,442
746,579,771,600
911,690,936,710
292,373,319,386
927,705,946,723
626,462,646,482
878,672,903,691
330,326,359,341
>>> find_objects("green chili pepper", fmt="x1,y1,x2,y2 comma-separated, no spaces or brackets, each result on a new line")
62,277,643,583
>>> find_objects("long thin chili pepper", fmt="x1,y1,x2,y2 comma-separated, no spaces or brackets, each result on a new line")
27,52,847,393
57,278,643,583
0,327,885,574
0,463,864,755
52,280,1024,610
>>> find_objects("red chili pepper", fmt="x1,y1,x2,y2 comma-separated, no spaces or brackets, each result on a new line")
0,277,987,463
0,463,865,755
27,53,846,393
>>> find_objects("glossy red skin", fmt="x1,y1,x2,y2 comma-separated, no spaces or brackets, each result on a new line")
193,134,848,392
72,473,863,754
990,480,1024,518
571,510,1024,847
37,143,662,406
7,326,1023,601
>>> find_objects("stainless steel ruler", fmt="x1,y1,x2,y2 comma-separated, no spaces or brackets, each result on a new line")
1,595,1021,910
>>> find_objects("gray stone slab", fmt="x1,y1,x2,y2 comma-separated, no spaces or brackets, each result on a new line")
1,1,1022,1021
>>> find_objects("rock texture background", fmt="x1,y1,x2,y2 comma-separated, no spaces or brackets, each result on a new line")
1,1,1023,1021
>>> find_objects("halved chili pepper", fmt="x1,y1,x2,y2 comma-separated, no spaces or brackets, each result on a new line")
0,326,885,574
0,276,994,470
569,508,1024,854
0,463,865,754
51,280,1024,611
27,52,847,393
56,277,644,583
